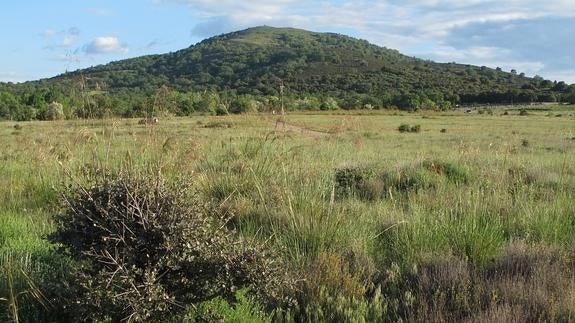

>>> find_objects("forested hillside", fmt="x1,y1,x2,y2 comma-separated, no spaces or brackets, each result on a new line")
1,26,574,120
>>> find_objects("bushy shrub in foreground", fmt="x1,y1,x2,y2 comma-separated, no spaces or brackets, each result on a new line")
49,172,293,322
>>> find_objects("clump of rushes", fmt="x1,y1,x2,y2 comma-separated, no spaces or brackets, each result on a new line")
398,124,421,133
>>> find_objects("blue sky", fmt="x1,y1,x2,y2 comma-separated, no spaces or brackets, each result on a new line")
1,0,574,83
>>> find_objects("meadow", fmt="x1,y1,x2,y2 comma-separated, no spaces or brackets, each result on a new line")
1,106,575,322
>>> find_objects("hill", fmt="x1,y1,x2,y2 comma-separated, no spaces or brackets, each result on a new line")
1,26,574,120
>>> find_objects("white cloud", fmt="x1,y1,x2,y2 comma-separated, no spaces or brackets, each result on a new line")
546,70,575,84
41,27,80,49
84,36,129,54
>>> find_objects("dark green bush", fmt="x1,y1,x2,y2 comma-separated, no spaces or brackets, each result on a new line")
519,109,529,116
49,172,293,322
398,124,421,133
214,104,229,116
334,160,471,201
410,125,421,133
334,164,374,199
398,124,410,133
521,139,530,147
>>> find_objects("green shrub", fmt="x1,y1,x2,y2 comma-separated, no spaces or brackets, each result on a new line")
44,102,65,120
521,139,530,147
410,124,421,133
519,109,529,116
398,124,410,133
334,164,373,198
385,166,439,192
398,124,421,133
182,289,272,322
13,124,22,131
422,160,472,184
214,104,229,116
289,251,383,322
49,171,293,322
334,160,470,200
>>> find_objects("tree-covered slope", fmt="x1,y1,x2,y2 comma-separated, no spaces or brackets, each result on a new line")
56,26,565,102
1,26,574,120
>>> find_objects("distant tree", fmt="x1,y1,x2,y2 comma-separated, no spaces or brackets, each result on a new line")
229,95,260,113
320,97,339,110
564,86,575,104
0,91,20,120
553,81,569,92
45,101,65,120
538,92,556,102
152,85,174,117
197,92,220,114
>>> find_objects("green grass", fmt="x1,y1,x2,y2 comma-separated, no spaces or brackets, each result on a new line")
1,107,575,321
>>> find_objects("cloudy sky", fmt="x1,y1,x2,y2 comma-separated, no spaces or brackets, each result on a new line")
1,0,574,83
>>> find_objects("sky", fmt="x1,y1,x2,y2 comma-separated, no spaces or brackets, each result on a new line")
1,0,574,84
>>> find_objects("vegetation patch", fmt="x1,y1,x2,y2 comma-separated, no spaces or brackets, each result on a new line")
203,120,234,128
398,123,421,133
335,160,472,200
421,160,472,184
48,171,294,322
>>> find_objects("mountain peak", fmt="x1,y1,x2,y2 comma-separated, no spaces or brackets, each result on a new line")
39,26,565,108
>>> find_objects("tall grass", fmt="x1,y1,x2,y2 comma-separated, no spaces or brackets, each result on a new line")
1,109,575,320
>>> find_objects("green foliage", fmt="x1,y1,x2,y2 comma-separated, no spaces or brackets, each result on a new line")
2,112,575,321
421,160,472,184
398,123,421,133
398,123,410,133
215,104,229,116
334,160,472,201
320,97,339,110
44,101,65,120
2,26,569,120
286,251,384,322
182,289,272,322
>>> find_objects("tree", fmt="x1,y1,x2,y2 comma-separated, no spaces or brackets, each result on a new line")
564,86,575,104
45,101,65,120
0,91,20,120
553,81,569,92
320,97,339,110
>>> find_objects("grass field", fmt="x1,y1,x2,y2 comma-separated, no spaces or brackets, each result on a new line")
2,106,575,321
